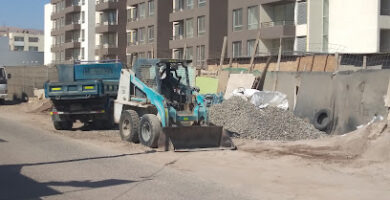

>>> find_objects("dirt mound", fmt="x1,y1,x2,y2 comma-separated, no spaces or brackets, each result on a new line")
26,98,52,113
242,122,390,163
209,97,323,141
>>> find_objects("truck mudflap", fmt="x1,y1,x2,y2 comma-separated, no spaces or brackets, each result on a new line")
162,126,236,152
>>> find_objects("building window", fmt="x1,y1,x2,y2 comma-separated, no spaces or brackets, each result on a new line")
139,3,146,19
196,45,205,67
197,16,206,36
148,26,154,43
81,48,85,59
82,11,85,23
185,47,193,60
14,46,24,51
139,27,146,44
198,0,206,8
233,9,243,31
147,51,153,58
130,30,138,45
29,46,39,52
185,18,194,38
186,0,193,9
174,49,183,59
247,39,257,56
14,37,24,42
129,6,138,21
232,41,242,58
81,29,85,41
28,37,39,42
174,22,184,40
148,0,155,16
248,6,259,30
174,0,184,11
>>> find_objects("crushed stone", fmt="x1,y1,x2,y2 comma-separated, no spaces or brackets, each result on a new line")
209,97,323,141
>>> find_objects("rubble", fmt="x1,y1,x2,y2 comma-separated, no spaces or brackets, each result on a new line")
209,97,323,141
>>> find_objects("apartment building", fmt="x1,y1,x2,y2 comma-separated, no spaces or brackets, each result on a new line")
228,0,300,58
45,0,96,65
227,0,390,57
169,0,228,68
126,0,172,64
0,27,44,52
95,0,127,62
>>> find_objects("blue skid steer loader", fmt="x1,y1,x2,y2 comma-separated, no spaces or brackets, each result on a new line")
114,59,235,151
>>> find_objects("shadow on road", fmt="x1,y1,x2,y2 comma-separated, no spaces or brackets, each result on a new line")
0,150,157,199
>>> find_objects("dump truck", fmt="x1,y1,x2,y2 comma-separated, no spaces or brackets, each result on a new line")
114,59,235,151
44,61,122,130
0,67,11,104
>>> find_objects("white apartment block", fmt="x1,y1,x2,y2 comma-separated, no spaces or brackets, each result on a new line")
0,26,44,53
44,0,96,65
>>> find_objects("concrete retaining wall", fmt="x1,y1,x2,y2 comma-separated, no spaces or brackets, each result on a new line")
5,66,58,99
262,70,390,134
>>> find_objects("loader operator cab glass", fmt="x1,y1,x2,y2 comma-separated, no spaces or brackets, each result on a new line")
158,62,189,104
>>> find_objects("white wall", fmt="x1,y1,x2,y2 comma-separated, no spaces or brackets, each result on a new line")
84,0,96,61
44,3,53,65
329,0,380,53
307,0,323,52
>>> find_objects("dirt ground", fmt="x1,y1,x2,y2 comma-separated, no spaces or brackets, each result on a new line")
1,99,390,200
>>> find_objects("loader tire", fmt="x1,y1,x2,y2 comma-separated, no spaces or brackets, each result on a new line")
53,120,73,130
139,114,161,148
119,110,140,143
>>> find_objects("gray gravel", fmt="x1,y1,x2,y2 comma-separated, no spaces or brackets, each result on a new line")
209,97,323,141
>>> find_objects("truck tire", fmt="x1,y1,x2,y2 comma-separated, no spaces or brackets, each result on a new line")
313,109,332,132
119,110,140,143
53,120,73,130
0,99,4,105
139,114,161,148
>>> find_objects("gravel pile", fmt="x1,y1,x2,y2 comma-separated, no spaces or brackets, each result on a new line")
209,97,323,141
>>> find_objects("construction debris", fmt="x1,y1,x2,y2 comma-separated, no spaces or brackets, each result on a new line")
209,97,323,141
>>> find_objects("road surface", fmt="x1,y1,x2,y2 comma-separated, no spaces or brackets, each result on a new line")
0,115,252,200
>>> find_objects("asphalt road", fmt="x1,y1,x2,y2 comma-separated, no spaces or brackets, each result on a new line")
0,116,252,200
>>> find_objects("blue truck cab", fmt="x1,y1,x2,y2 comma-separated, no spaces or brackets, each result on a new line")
45,62,122,130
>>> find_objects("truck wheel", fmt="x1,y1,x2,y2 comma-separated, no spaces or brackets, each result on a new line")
119,110,140,143
0,99,4,105
53,120,73,130
139,114,161,148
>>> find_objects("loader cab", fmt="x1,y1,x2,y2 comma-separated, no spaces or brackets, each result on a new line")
133,59,195,110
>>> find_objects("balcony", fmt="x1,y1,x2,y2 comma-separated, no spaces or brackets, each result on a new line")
171,35,184,41
51,0,62,4
96,0,120,11
96,21,119,33
51,41,81,52
95,44,119,56
51,5,81,20
260,0,296,5
64,23,81,32
260,20,296,39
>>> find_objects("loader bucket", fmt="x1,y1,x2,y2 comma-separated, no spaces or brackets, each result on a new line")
162,126,236,152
